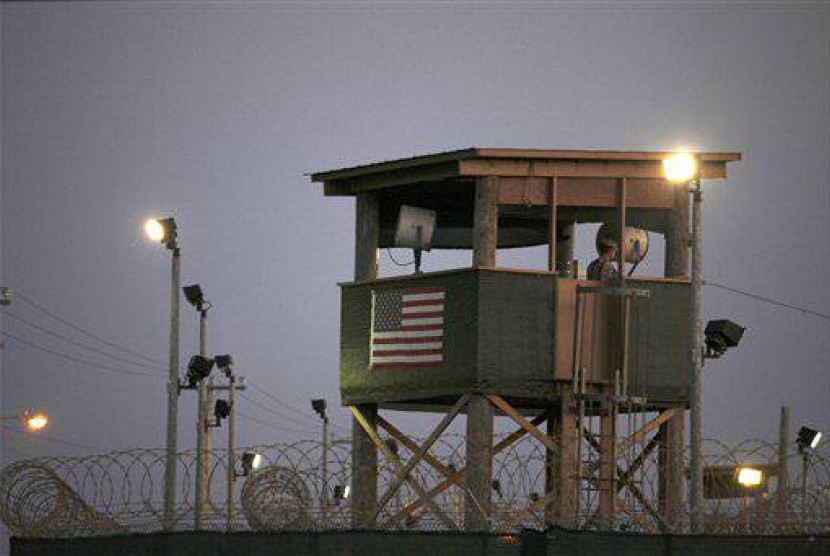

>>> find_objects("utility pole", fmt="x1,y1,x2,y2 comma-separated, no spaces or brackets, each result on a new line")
689,177,703,532
226,374,238,531
207,358,244,532
165,245,181,531
143,217,181,531
312,399,329,524
195,303,209,529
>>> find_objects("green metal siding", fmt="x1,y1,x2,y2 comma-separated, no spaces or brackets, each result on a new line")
340,270,690,408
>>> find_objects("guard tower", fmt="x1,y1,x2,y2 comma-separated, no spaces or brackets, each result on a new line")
311,148,741,532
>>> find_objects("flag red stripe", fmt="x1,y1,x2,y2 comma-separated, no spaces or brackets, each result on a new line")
401,310,444,319
400,324,444,331
402,299,446,308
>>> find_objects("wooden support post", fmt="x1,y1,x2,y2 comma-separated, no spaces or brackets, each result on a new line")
617,178,627,281
354,192,379,281
352,191,379,529
464,394,493,531
545,408,556,529
351,403,377,529
554,387,578,528
547,177,557,272
557,222,575,275
658,412,685,532
660,183,688,533
473,176,498,268
776,406,791,522
665,180,690,277
599,393,616,529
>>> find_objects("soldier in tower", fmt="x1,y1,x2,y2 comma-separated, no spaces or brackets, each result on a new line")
587,237,619,282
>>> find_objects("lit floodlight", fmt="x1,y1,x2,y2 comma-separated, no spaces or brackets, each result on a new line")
185,355,215,388
393,205,436,274
704,319,745,359
736,467,763,488
144,219,165,242
241,451,263,476
182,284,205,310
663,152,699,183
333,484,351,505
311,398,327,420
797,426,823,453
24,411,48,432
144,217,177,249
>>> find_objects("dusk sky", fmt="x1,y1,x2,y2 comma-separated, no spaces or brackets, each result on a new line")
1,1,827,477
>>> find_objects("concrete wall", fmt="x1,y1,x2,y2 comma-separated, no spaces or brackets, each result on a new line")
12,529,830,556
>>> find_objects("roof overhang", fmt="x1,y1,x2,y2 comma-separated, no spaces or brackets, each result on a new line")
311,147,742,196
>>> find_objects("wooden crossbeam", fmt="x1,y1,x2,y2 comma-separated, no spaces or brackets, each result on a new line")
384,411,551,527
581,427,666,530
617,436,660,489
618,408,680,453
349,406,458,530
376,416,462,484
486,395,558,455
374,395,469,518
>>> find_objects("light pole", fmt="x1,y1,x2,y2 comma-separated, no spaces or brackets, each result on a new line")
213,354,239,531
663,153,703,531
144,217,181,531
312,398,329,523
183,284,211,530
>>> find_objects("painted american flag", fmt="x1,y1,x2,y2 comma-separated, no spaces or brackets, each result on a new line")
370,287,445,369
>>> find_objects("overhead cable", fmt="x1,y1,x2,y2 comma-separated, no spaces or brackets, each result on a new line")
14,291,166,366
2,331,165,379
4,311,168,372
704,281,830,321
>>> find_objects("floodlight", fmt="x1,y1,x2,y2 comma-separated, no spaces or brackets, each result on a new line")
797,426,822,453
215,354,233,370
492,479,502,497
214,399,231,421
704,319,745,359
663,152,699,183
393,205,437,274
736,467,763,488
311,398,327,420
182,284,205,310
24,411,48,432
241,451,263,476
144,217,177,249
595,224,650,264
333,484,351,504
185,355,215,388
215,354,234,378
0,287,11,307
